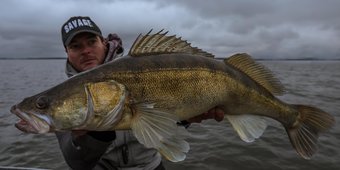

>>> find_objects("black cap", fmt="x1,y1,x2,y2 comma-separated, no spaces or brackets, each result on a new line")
61,16,102,47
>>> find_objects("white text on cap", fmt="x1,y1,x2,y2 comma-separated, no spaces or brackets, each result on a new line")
64,19,94,33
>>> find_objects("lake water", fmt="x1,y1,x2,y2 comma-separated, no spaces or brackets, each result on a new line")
0,59,339,170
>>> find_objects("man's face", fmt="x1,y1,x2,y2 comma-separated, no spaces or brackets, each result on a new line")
66,32,107,72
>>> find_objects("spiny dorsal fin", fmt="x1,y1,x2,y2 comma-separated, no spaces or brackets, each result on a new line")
225,53,285,95
129,29,214,58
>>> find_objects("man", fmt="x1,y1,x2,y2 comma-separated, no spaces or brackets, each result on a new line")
56,16,224,170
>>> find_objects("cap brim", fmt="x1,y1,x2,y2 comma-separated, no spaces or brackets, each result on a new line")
64,30,102,47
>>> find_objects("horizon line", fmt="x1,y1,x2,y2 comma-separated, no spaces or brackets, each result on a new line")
0,57,339,61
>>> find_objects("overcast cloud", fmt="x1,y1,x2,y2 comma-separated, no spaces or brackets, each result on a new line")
0,0,339,59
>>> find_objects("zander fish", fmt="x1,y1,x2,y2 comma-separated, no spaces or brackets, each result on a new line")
11,30,335,162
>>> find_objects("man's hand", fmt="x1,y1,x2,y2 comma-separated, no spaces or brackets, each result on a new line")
187,107,225,123
72,130,88,139
72,130,117,142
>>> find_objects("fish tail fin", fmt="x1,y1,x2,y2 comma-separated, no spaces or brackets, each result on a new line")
287,105,335,159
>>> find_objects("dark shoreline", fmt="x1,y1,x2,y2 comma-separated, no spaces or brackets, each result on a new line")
1,57,339,61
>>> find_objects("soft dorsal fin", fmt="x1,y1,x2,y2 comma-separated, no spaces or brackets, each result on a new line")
129,30,214,58
225,53,285,95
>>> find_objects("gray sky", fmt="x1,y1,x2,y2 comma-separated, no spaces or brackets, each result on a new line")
1,0,340,59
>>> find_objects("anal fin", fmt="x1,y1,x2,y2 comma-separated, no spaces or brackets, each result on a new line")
226,115,268,142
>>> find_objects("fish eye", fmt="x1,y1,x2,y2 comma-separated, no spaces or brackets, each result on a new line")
35,96,49,109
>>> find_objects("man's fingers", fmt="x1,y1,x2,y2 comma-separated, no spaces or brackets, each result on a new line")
187,114,204,123
186,107,225,123
214,108,224,122
203,111,214,119
72,130,88,138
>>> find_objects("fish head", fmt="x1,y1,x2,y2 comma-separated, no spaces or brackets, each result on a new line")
11,94,53,134
11,79,127,133
11,83,89,133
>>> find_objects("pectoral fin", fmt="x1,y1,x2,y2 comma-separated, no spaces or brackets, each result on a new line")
130,102,190,162
158,136,190,162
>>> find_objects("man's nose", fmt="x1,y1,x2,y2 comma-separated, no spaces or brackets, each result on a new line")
81,45,92,54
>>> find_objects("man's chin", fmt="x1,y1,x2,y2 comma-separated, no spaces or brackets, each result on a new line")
81,62,99,71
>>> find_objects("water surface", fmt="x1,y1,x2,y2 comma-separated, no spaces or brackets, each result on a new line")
0,59,339,169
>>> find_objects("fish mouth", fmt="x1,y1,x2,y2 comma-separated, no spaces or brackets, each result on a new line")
11,105,52,134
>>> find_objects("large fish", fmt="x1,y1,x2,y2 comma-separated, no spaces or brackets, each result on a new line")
11,30,335,162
